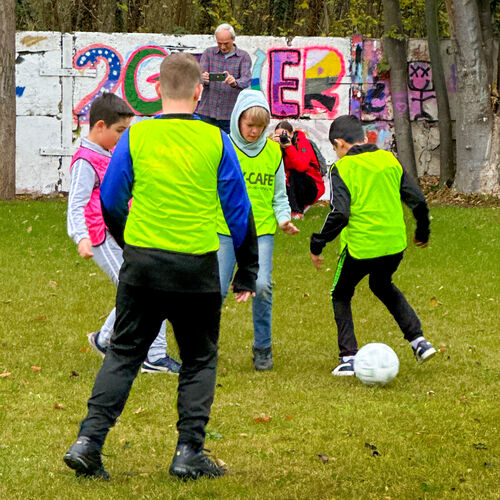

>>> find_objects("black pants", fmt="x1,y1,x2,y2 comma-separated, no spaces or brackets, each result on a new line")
287,169,318,213
331,249,423,358
79,282,221,451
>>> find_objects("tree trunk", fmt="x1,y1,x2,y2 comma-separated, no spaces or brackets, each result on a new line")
382,0,418,181
445,0,499,194
425,0,455,186
307,0,323,36
0,0,16,199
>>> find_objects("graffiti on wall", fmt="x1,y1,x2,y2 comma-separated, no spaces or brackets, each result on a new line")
69,37,453,152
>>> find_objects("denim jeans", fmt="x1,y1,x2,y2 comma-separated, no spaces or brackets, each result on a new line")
218,234,274,349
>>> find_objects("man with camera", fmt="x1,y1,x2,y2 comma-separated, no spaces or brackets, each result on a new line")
196,24,252,134
273,121,325,219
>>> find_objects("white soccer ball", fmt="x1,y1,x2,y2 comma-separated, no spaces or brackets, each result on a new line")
354,343,399,386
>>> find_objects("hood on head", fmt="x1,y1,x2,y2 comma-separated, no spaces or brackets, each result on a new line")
230,89,270,155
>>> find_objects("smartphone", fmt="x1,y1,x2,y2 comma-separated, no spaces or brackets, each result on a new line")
209,72,226,81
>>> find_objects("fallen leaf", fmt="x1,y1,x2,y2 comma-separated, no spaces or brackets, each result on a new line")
215,458,227,468
239,433,248,437
27,226,32,233
134,407,145,415
427,390,435,397
473,443,487,450
70,371,79,377
303,293,310,298
429,297,441,308
80,346,90,353
35,315,46,322
49,281,57,288
0,372,12,378
53,403,65,410
285,415,294,420
253,414,272,423
31,366,41,372
318,453,329,463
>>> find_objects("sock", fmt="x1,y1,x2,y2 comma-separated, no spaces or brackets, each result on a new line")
410,336,425,349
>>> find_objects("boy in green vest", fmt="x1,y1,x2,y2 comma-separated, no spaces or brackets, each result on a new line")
310,115,435,376
63,53,258,480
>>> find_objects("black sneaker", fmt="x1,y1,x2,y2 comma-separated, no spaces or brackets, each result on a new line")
63,436,110,480
252,346,273,371
169,444,225,480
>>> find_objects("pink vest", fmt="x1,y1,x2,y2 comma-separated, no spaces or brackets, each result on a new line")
70,146,110,246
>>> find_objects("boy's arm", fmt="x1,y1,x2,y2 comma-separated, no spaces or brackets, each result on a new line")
217,132,259,294
272,160,299,235
400,170,430,245
310,165,350,256
67,158,97,245
100,129,134,248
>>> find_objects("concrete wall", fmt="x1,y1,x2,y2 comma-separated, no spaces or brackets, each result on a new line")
15,32,456,194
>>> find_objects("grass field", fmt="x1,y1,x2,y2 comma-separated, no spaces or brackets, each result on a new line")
0,199,498,499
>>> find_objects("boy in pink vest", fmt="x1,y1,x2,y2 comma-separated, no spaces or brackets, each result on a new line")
67,93,180,374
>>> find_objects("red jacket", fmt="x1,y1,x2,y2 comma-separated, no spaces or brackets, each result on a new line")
283,130,325,201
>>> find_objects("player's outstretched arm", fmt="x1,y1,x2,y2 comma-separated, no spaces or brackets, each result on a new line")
217,133,259,296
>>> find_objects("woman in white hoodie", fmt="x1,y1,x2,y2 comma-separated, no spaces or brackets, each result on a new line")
216,89,299,371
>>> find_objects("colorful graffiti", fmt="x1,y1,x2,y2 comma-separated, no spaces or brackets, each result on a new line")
72,38,449,135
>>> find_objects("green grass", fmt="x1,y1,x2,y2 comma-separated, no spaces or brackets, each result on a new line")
0,199,498,499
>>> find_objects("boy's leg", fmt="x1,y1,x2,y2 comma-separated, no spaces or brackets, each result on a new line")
77,282,165,446
91,236,123,346
252,235,274,370
287,170,318,214
331,249,369,358
167,292,221,450
252,235,274,349
217,234,237,304
367,252,423,341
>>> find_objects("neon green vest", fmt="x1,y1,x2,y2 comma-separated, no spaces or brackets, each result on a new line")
217,138,282,236
336,149,407,259
125,118,222,254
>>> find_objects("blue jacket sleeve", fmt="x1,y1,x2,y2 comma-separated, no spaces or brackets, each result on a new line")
100,128,134,248
217,132,258,293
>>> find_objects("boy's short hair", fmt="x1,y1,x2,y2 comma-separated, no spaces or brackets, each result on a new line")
89,93,134,129
275,120,293,133
160,53,202,100
329,115,365,145
241,106,270,127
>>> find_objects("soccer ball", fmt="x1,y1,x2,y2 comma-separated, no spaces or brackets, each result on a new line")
354,343,399,386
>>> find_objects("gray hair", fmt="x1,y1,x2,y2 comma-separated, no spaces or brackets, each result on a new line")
215,24,236,39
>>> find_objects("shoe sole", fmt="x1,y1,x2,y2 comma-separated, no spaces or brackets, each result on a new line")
87,332,106,359
331,370,355,376
141,366,179,374
63,453,110,480
169,466,225,480
417,347,436,364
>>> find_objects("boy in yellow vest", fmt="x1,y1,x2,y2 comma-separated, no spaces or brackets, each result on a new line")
217,89,299,371
63,53,258,480
310,115,435,376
